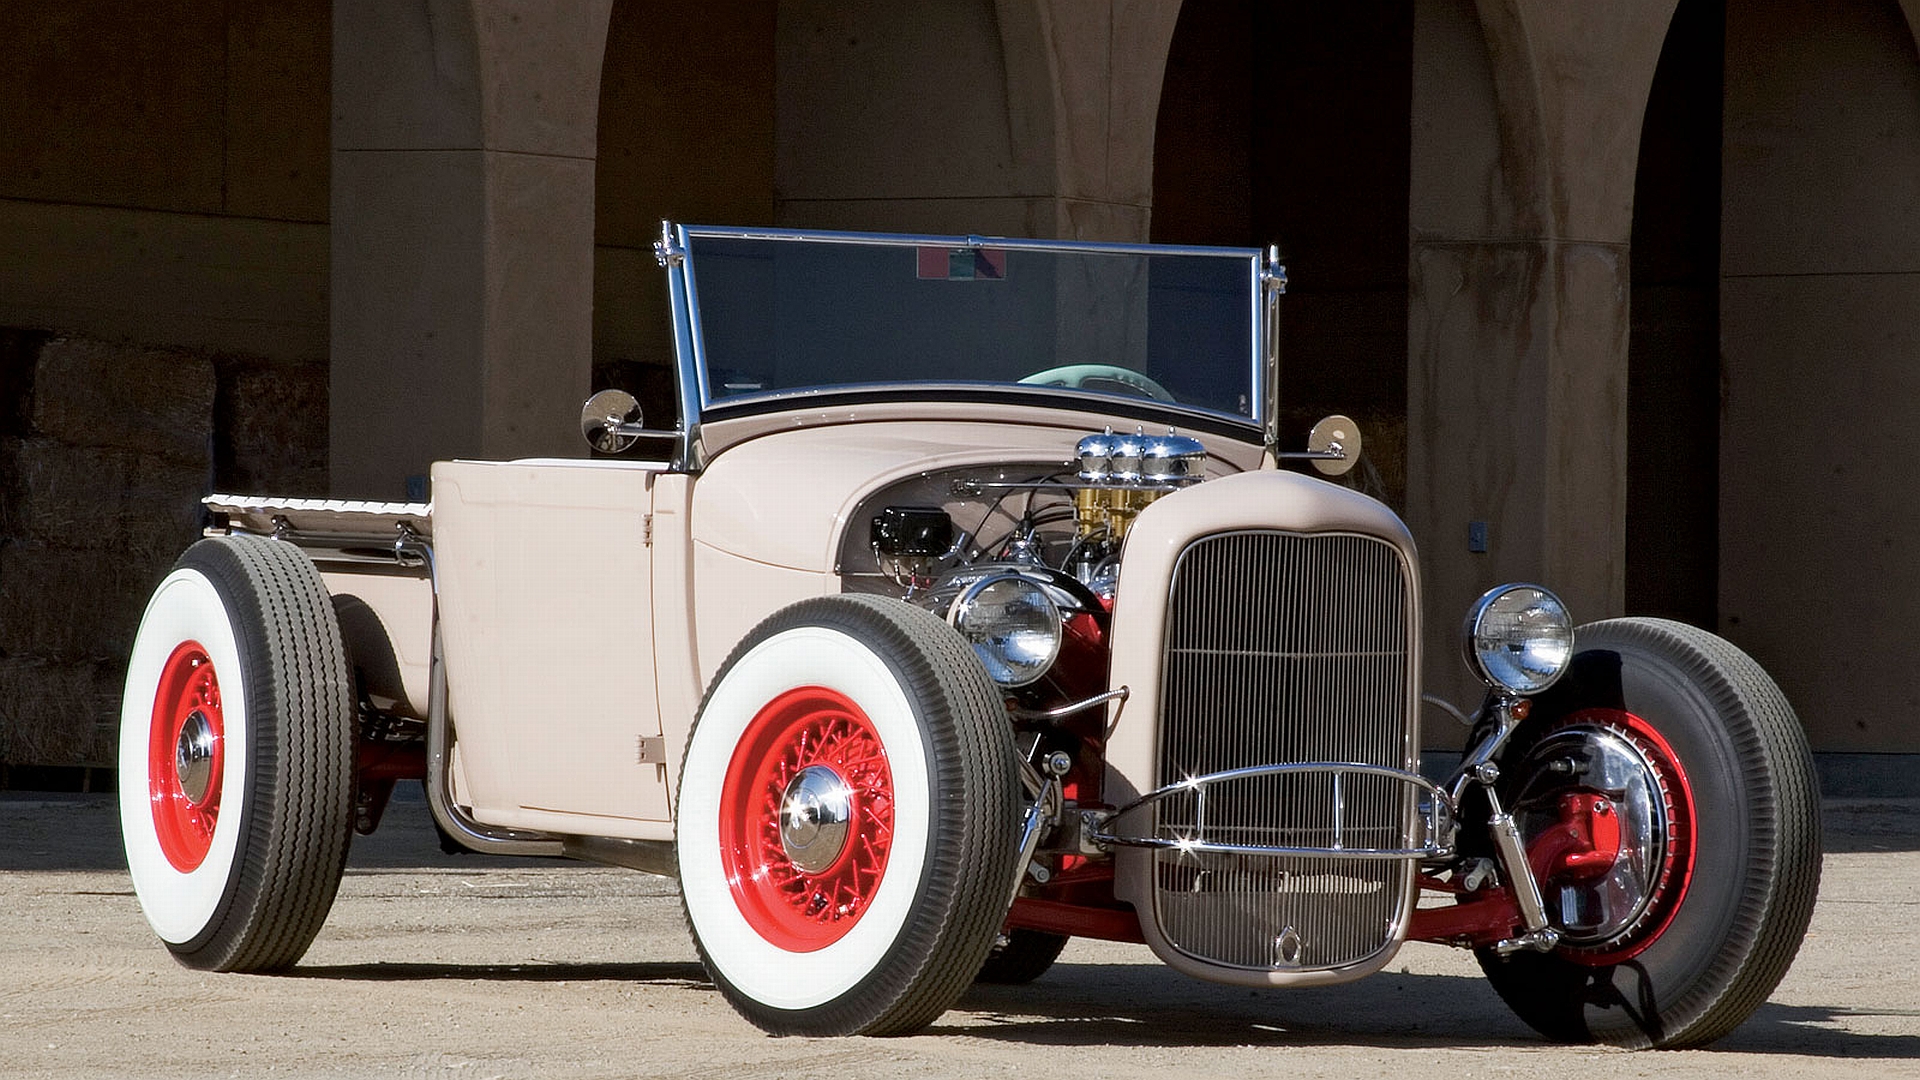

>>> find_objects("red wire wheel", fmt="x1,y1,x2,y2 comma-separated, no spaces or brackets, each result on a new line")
718,686,895,952
147,641,226,872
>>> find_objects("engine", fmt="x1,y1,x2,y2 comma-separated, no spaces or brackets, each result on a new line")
860,429,1208,692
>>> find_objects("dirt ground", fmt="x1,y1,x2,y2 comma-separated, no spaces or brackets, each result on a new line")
2,792,1914,1079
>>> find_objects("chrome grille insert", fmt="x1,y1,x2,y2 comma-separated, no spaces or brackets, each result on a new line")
1151,530,1416,972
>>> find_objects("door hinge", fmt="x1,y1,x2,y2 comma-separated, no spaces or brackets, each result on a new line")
643,512,653,547
636,735,667,765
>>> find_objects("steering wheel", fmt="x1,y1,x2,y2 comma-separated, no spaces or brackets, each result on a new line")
1018,364,1177,403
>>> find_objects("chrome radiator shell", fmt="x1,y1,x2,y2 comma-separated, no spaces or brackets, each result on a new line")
1102,470,1423,988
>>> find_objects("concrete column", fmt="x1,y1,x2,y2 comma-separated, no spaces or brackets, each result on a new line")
1407,0,1672,718
331,0,611,497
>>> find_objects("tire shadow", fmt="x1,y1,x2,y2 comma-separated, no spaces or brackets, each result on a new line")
284,959,711,987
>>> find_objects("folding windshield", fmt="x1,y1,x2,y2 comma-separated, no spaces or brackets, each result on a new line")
667,226,1272,431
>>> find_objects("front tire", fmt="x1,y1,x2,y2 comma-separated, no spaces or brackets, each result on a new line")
1476,618,1821,1049
676,595,1022,1036
118,535,355,971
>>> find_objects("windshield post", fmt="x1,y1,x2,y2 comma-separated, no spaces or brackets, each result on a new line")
1261,244,1287,458
656,220,706,471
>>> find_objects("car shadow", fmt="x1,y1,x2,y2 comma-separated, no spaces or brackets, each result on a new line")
945,965,1920,1058
1719,1001,1920,1058
283,957,1916,1058
949,966,1532,1048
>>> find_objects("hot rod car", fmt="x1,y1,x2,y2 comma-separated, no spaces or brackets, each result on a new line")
120,224,1820,1048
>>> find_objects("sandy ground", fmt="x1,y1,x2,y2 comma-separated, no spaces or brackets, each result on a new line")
1,792,1914,1079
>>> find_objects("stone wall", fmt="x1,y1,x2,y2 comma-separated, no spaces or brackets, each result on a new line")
0,332,325,782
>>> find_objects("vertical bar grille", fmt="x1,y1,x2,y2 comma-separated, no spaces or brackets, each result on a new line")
1152,531,1414,971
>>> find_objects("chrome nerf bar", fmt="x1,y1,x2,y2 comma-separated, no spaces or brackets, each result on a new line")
1084,761,1454,861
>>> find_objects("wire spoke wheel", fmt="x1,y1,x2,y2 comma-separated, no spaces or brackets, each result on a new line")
719,687,896,951
678,595,1021,1036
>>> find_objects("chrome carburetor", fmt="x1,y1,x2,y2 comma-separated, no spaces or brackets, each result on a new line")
1071,428,1208,542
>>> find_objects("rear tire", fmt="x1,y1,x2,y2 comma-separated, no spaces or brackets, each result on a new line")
1476,618,1821,1049
676,595,1021,1036
118,535,355,971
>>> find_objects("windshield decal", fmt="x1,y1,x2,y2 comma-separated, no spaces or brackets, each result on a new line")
916,246,1007,281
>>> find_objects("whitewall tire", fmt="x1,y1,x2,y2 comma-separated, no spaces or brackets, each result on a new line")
677,595,1021,1036
118,535,355,971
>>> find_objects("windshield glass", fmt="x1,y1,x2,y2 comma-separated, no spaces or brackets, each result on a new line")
678,228,1265,426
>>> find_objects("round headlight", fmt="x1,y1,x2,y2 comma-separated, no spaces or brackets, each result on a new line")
1463,584,1574,695
949,574,1063,687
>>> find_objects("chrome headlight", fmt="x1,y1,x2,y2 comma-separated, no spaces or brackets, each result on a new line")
948,574,1063,687
1463,584,1573,695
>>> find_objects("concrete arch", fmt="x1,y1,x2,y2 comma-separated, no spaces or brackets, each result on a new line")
1625,0,1723,632
1471,0,1677,242
333,0,1195,496
592,0,774,425
1151,3,1414,503
771,0,1178,241
1463,0,1552,237
991,0,1182,240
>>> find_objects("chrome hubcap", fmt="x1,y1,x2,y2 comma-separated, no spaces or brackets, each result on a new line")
1511,726,1669,944
779,765,854,874
174,709,219,807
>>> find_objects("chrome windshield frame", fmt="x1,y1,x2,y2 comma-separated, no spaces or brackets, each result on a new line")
657,222,1270,471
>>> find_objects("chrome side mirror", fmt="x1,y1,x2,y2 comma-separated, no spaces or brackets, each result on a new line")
1275,414,1362,476
1305,414,1361,476
581,389,644,454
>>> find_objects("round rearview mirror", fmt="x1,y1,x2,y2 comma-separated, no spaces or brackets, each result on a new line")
1307,414,1362,477
581,389,643,454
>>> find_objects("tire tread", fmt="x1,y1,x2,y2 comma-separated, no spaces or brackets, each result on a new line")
169,535,355,972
